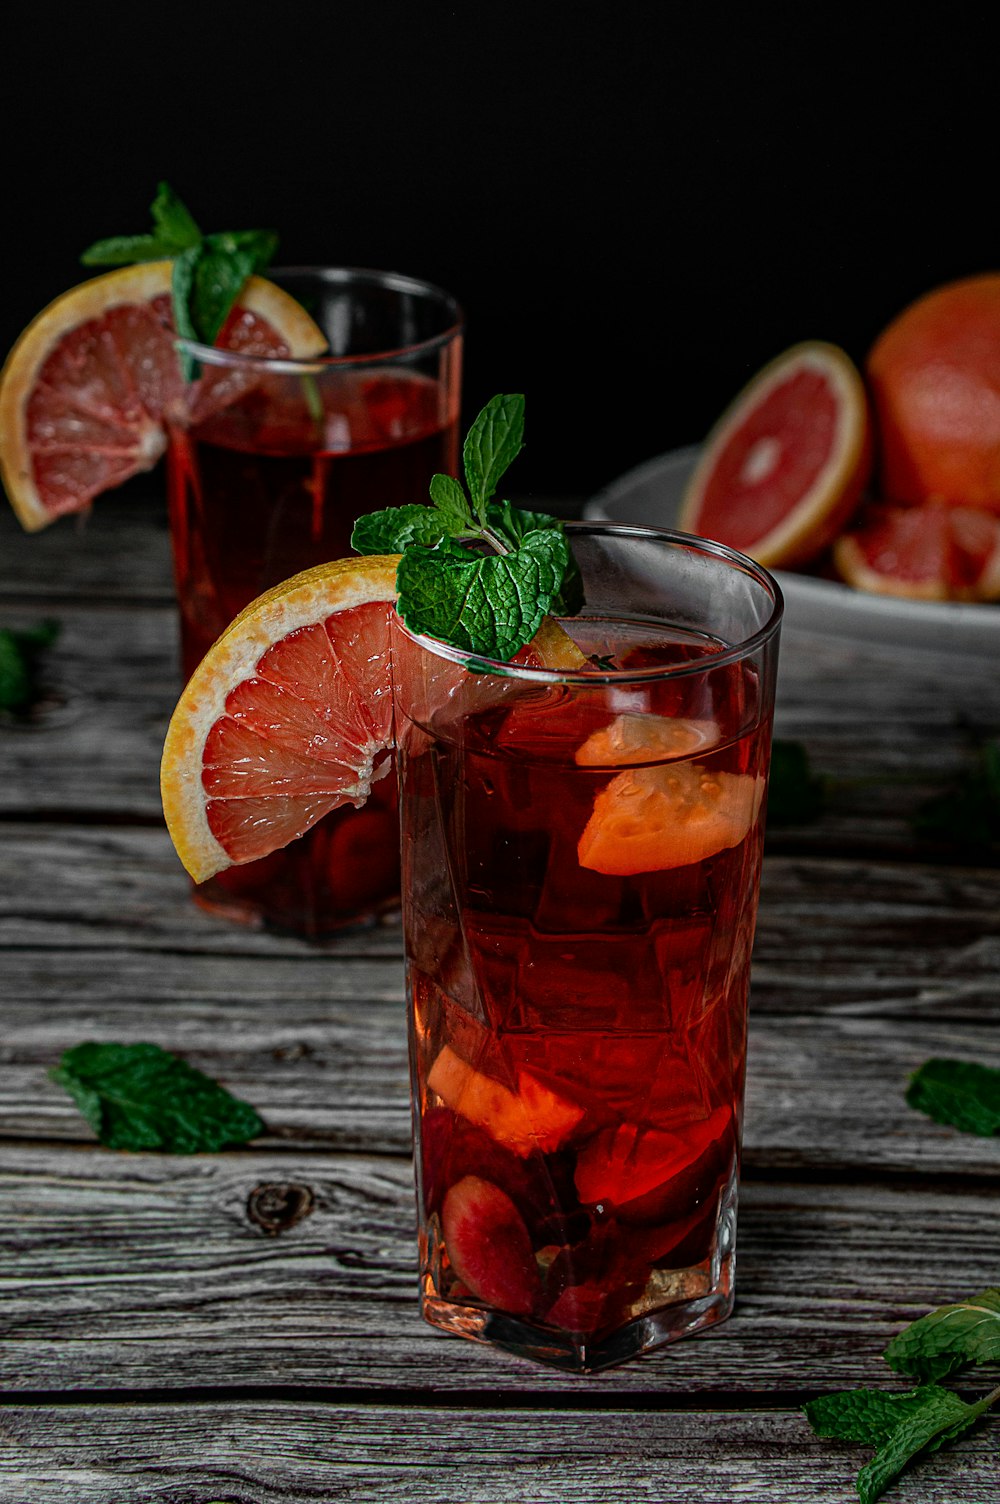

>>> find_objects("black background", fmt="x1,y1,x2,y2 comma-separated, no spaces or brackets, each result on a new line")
7,4,999,498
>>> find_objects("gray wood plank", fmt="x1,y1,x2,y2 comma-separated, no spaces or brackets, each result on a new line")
2,1149,998,1397
2,938,998,1170
3,1402,997,1504
0,486,175,603
1,826,997,1015
0,601,997,859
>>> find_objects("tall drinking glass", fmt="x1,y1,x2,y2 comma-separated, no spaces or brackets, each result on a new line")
165,267,462,935
392,524,782,1371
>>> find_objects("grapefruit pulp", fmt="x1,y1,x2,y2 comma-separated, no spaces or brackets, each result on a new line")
159,558,588,884
0,263,327,530
867,273,1000,514
833,503,1000,602
680,340,872,567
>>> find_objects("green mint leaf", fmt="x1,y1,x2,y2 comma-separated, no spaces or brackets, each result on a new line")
429,472,474,529
912,740,1000,849
806,1384,994,1504
886,1289,1000,1381
766,739,826,826
352,505,462,554
463,393,525,522
81,181,202,265
50,1042,264,1153
150,181,202,250
396,529,569,661
905,1058,1000,1137
856,1388,991,1504
486,500,583,615
805,1384,961,1447
0,619,60,712
172,230,277,380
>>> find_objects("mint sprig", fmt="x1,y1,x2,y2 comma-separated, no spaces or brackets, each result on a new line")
804,1289,1000,1502
352,394,579,660
50,1041,264,1153
0,619,60,713
905,1058,1000,1137
80,182,280,379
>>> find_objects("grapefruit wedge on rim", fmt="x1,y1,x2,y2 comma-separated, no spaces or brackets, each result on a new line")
680,340,872,568
0,262,327,531
160,556,588,884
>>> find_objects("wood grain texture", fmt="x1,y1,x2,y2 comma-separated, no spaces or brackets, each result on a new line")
2,1149,998,1395
2,1402,998,1504
3,947,999,1171
0,600,997,860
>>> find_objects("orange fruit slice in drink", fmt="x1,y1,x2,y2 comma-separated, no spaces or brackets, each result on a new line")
0,263,327,530
574,712,719,767
160,557,588,884
578,761,765,876
680,340,872,567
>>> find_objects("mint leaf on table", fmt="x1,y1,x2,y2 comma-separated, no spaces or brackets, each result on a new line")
905,1058,1000,1136
0,619,59,712
806,1383,996,1504
885,1288,1000,1381
80,182,282,381
50,1042,264,1153
396,529,570,661
911,740,1000,849
766,738,826,826
352,394,580,661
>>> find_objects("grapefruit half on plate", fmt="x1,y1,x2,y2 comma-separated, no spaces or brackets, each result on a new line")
160,556,588,883
834,503,1000,602
680,340,872,568
0,262,327,531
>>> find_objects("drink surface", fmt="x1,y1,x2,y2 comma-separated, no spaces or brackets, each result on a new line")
400,621,770,1347
167,367,458,934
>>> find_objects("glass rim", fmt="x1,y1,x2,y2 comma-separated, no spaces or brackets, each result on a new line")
174,263,464,374
394,521,784,685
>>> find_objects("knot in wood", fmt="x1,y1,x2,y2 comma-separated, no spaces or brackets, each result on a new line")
246,1181,315,1235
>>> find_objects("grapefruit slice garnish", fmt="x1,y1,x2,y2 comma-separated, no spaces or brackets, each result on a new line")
578,761,764,876
160,558,588,884
833,503,1000,602
680,340,872,568
0,262,327,531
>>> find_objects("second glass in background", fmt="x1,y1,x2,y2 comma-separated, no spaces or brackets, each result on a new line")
166,266,463,935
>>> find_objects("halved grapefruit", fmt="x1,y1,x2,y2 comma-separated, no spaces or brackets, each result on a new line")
833,503,1000,602
160,557,587,884
867,273,1000,514
680,340,872,568
0,263,327,531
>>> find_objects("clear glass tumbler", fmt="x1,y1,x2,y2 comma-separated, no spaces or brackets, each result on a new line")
392,523,782,1371
165,266,463,935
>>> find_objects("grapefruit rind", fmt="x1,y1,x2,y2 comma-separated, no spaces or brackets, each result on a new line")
0,263,327,531
160,560,589,884
160,555,400,884
833,505,1000,603
679,340,872,568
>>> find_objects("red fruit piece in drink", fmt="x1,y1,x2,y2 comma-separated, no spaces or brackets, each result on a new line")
574,1105,733,1221
427,1043,584,1156
546,1279,608,1334
441,1175,541,1317
419,1105,572,1227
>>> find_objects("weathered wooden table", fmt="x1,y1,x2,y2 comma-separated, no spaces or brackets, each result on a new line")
1,491,998,1502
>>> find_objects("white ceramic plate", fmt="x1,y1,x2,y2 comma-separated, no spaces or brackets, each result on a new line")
583,446,1000,657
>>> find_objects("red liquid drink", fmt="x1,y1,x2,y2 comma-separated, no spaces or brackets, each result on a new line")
164,267,462,935
393,527,782,1370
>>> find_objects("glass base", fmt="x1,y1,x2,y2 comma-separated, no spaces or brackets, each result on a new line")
420,1250,735,1374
